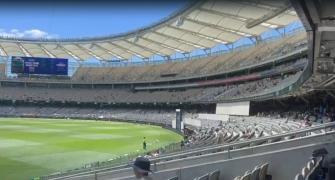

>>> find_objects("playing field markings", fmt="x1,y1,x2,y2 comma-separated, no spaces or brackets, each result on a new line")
12,150,116,170
49,123,84,127
0,156,52,180
92,126,129,130
145,130,171,135
0,139,41,148
21,128,66,133
0,118,182,180
71,134,130,140
0,124,67,133
0,125,30,130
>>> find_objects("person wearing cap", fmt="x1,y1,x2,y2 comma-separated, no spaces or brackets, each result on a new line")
132,156,153,180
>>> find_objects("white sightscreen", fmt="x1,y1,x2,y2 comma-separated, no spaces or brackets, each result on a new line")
184,118,201,127
198,114,230,122
216,101,250,116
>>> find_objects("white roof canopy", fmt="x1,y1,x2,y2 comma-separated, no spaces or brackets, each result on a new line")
0,0,299,61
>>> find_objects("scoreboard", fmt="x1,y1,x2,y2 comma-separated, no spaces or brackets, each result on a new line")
11,56,68,76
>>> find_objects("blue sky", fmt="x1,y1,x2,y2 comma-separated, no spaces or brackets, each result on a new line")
0,1,188,39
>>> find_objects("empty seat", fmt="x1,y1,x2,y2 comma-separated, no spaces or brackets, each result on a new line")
294,174,303,180
250,166,261,180
208,170,220,180
241,172,251,180
301,167,309,177
168,176,179,180
307,161,314,171
234,176,241,180
259,163,269,180
195,173,209,180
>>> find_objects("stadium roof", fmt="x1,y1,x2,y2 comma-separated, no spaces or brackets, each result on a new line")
0,0,299,61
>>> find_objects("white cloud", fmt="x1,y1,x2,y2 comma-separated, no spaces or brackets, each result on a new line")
0,28,58,39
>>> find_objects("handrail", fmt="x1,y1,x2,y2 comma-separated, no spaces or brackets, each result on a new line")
42,122,335,179
149,122,335,163
55,133,335,180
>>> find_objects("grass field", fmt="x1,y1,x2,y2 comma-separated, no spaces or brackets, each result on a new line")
0,118,182,180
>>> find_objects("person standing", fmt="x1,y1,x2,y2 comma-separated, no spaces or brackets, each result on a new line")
143,137,147,150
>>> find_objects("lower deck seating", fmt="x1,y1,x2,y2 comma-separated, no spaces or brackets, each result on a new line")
182,116,312,151
234,163,270,180
193,170,220,180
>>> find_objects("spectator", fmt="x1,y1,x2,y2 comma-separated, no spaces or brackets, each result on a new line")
143,137,147,150
180,140,184,148
132,156,153,180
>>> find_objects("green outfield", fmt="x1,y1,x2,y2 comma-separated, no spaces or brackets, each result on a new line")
0,118,182,180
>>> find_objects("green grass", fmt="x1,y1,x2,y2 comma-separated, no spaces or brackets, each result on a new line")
0,118,182,180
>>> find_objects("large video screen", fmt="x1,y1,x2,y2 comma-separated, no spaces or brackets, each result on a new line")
11,56,68,76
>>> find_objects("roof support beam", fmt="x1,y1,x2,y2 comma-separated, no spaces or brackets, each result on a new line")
198,7,248,22
248,37,257,44
236,0,286,11
203,48,211,55
152,31,206,49
91,43,125,60
290,0,315,31
17,43,32,57
75,44,104,60
38,44,56,58
57,44,81,60
167,25,230,44
0,44,8,56
123,39,167,56
299,96,310,104
108,42,145,58
320,75,335,87
326,91,335,99
163,55,171,61
246,3,291,29
139,37,186,53
198,7,277,29
185,18,254,37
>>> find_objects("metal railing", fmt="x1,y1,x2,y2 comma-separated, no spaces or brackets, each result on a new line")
151,122,334,163
43,122,335,180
